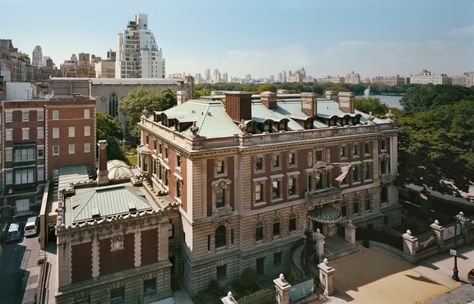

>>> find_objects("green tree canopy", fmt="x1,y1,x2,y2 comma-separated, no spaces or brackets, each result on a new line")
400,84,474,114
118,87,177,138
96,112,123,140
397,99,474,192
354,97,389,117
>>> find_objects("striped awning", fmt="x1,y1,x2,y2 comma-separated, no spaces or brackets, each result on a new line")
307,205,342,224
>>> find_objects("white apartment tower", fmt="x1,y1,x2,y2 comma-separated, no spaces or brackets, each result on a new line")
116,13,166,78
32,45,43,68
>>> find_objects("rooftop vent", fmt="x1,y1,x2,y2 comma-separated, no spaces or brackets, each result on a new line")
128,202,137,213
91,208,101,219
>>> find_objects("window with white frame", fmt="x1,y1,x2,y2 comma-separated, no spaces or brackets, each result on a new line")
364,162,372,180
272,179,281,200
37,110,44,121
352,165,361,183
53,145,59,156
340,146,347,158
5,170,13,185
52,110,59,120
215,159,225,175
5,129,12,141
68,127,75,138
69,144,75,154
15,168,35,185
37,146,44,159
288,176,297,196
37,127,44,139
315,149,324,162
52,127,59,139
255,182,264,204
14,147,34,162
215,188,225,208
22,111,29,122
288,152,296,166
176,154,181,170
84,109,90,119
22,128,29,140
84,126,90,136
5,111,12,123
84,143,90,153
5,149,12,162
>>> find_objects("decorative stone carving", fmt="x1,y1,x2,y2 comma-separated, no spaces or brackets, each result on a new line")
386,109,394,122
211,177,232,189
190,121,200,138
111,234,124,251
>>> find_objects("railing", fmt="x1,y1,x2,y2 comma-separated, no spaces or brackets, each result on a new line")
305,187,342,207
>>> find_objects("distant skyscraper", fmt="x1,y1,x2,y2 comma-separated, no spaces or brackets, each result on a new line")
32,45,42,68
222,72,228,83
345,71,361,84
212,69,221,83
116,13,165,78
205,69,211,82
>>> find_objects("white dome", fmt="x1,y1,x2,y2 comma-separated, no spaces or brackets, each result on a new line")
107,160,134,180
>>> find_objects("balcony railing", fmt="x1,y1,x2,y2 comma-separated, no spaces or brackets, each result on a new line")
305,187,342,207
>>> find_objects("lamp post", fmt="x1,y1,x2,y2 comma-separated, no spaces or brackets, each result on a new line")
452,214,459,281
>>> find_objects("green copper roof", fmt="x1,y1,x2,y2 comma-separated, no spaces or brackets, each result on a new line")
68,184,152,225
307,205,342,224
58,165,90,192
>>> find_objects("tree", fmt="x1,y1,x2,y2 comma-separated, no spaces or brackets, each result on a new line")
118,87,177,138
354,97,389,117
96,113,127,163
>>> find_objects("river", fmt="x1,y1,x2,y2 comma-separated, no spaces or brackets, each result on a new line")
369,95,403,109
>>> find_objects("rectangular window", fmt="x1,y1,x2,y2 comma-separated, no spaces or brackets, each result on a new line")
52,110,59,120
22,111,29,122
37,147,44,159
110,287,124,304
273,222,280,236
255,156,264,171
316,150,323,162
288,152,296,166
381,139,387,151
289,217,296,232
14,147,35,162
84,109,90,119
274,252,282,267
6,111,12,123
288,176,297,196
352,144,359,156
364,163,372,180
216,188,225,208
5,129,12,141
272,180,281,200
216,265,227,280
216,159,224,175
37,127,44,139
84,126,90,136
14,168,35,185
176,179,182,199
352,165,360,182
255,183,264,204
340,146,347,158
22,128,29,140
256,226,263,241
53,146,59,156
272,154,280,169
68,127,75,138
364,143,370,155
37,166,44,182
84,143,90,153
176,154,181,169
5,171,13,185
52,127,59,139
164,147,168,160
143,278,156,295
37,110,44,121
353,200,359,214
158,143,162,155
365,196,371,211
68,144,75,154
5,149,12,162
341,203,347,217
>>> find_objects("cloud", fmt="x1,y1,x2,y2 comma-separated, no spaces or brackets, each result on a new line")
444,25,474,38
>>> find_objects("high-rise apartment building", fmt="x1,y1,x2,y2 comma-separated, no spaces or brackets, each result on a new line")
410,69,450,85
116,14,165,79
345,71,361,84
32,46,43,68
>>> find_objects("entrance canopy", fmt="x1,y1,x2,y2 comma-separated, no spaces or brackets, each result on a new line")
308,205,342,224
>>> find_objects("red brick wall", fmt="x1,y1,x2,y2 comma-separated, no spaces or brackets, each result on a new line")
71,242,92,283
99,233,135,275
141,228,158,265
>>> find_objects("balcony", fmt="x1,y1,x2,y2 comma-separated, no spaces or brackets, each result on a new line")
305,187,342,207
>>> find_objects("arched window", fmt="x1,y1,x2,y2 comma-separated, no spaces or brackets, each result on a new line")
215,225,226,248
109,94,118,117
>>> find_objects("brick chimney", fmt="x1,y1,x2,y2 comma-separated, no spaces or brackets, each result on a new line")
176,90,188,105
261,91,277,110
97,140,109,186
325,90,338,102
300,92,317,117
338,92,355,113
223,91,253,122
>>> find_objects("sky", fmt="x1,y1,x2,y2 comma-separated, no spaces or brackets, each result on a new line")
1,0,473,79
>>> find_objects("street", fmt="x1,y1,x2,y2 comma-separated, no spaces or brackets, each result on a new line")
0,230,41,304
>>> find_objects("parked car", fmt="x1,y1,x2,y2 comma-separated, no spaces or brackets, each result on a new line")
24,216,38,237
468,269,474,285
6,222,22,243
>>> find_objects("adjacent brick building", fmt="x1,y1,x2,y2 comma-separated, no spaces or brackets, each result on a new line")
138,90,400,294
0,94,96,217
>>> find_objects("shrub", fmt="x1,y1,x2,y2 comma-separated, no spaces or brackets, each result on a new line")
238,289,275,304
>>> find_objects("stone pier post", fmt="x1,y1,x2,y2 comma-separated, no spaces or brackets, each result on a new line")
313,228,325,261
430,220,444,250
221,291,238,304
274,273,291,304
318,258,335,296
402,230,418,260
345,219,356,247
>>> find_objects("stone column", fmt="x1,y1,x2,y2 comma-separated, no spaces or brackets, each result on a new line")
313,228,325,261
92,233,100,278
221,291,238,304
389,136,398,175
402,230,418,259
274,274,291,304
158,219,170,262
318,258,335,296
134,229,142,267
345,219,356,247
430,220,444,250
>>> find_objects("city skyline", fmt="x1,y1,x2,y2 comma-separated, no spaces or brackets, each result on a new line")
1,0,473,78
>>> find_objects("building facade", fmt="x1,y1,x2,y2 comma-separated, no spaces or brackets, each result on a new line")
138,90,400,294
0,95,96,218
0,39,35,82
60,53,96,78
371,75,407,86
345,71,361,84
116,14,165,79
32,45,43,68
410,69,450,85
451,72,474,87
